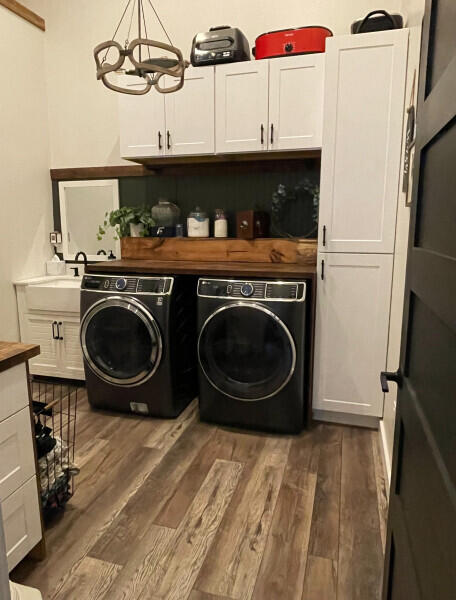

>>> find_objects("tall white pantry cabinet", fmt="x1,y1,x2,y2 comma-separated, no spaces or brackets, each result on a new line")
313,29,409,422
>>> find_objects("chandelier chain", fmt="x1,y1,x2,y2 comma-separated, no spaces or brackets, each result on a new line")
146,0,173,47
102,0,133,63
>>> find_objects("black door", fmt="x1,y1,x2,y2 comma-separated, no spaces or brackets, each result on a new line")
198,303,296,401
81,297,162,386
382,1,456,598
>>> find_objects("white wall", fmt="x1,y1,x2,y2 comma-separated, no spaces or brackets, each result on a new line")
0,6,52,341
380,0,425,484
43,0,402,168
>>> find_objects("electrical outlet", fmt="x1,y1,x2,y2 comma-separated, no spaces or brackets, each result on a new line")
50,231,62,244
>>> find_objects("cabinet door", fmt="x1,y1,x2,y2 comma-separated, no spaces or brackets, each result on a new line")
215,61,269,153
319,30,409,253
269,54,324,150
0,408,36,501
24,315,60,377
60,318,85,380
165,67,215,155
313,253,393,417
118,74,166,158
2,476,41,571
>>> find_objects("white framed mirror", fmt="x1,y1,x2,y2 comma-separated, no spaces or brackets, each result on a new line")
59,179,120,261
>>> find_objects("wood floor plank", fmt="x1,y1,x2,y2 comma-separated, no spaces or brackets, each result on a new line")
251,428,320,600
302,555,337,600
337,428,384,600
196,437,291,600
189,591,232,600
154,427,242,528
89,421,216,565
98,524,174,600
139,459,243,600
308,424,343,560
49,556,121,600
143,399,198,451
372,430,388,553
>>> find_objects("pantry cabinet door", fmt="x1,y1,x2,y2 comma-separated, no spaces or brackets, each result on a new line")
269,54,324,150
313,253,393,417
60,318,85,380
24,315,60,377
215,61,269,153
319,30,409,253
118,74,166,158
165,67,215,155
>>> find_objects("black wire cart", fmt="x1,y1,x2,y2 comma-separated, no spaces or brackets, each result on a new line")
30,378,80,518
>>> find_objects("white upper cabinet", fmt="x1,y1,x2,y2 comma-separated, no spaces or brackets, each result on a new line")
269,54,324,151
313,253,393,418
164,67,215,155
118,74,166,159
318,30,409,253
215,61,269,153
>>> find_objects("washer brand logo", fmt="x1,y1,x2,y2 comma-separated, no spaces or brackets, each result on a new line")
156,297,164,306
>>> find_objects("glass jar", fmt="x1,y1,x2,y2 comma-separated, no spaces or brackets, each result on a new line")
214,208,228,238
151,199,180,226
187,206,209,237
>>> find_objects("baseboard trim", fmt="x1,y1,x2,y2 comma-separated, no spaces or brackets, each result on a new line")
379,420,392,489
312,409,379,429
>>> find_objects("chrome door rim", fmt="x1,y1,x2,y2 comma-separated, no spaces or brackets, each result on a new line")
80,295,163,387
198,301,296,402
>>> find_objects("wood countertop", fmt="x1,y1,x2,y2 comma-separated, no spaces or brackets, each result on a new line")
0,341,40,373
86,259,316,280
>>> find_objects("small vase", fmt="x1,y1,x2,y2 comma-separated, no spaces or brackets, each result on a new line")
130,223,145,237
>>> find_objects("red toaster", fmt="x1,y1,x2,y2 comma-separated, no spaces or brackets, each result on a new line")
253,26,333,60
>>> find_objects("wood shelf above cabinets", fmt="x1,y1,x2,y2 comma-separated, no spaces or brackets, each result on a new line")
50,149,321,181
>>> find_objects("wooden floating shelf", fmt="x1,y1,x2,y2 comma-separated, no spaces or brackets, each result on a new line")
120,237,317,266
50,150,321,180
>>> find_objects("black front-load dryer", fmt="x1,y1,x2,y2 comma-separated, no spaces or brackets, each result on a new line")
197,278,307,433
80,274,197,417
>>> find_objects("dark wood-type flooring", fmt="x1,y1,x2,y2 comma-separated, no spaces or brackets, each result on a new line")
12,391,388,600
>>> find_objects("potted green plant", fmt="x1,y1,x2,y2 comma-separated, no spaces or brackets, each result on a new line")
97,206,155,240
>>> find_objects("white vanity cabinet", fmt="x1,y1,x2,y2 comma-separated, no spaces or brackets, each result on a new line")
15,282,85,381
0,362,42,572
119,67,215,158
318,30,409,254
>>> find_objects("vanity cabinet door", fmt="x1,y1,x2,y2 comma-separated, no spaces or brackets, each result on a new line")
164,67,215,155
215,60,269,153
313,253,393,418
118,74,166,159
59,318,84,380
268,54,324,150
23,315,60,377
318,30,409,253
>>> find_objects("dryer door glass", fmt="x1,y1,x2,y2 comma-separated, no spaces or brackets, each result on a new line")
198,303,296,401
81,298,162,386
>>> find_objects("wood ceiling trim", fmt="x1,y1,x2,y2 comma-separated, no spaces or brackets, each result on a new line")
0,0,45,31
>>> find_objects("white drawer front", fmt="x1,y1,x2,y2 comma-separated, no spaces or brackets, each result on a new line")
0,364,29,422
0,407,36,501
2,476,41,571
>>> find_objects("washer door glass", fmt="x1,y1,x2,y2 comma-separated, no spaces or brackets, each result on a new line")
82,298,161,386
198,303,296,401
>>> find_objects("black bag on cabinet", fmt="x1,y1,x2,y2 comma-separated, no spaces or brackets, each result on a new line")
351,10,404,34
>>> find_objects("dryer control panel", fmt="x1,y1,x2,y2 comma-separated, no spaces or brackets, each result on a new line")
197,279,306,302
82,275,173,295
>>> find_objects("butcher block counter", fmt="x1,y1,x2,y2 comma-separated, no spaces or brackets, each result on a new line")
0,341,40,374
85,259,316,280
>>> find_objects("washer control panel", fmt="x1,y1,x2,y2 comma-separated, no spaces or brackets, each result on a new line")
198,279,306,302
82,275,173,295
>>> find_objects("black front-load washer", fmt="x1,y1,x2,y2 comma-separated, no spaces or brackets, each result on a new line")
197,278,307,433
80,274,197,417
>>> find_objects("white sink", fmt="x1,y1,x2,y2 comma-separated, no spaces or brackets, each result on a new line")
25,278,81,313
